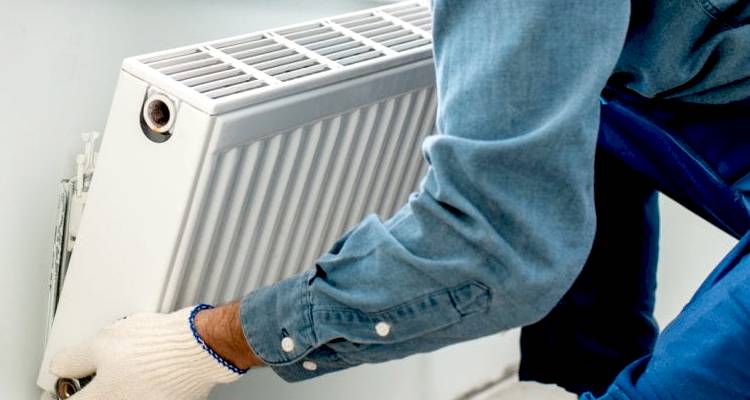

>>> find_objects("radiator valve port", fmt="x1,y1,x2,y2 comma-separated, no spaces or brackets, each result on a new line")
55,378,80,399
141,93,175,142
55,376,93,399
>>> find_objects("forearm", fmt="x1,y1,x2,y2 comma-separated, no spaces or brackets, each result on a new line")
194,302,265,370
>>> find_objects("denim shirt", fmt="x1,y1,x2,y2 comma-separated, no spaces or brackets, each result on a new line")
240,0,750,382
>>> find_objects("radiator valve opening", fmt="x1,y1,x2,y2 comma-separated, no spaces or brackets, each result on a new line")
141,94,175,142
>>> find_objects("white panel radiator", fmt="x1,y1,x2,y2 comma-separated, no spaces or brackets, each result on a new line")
39,1,436,395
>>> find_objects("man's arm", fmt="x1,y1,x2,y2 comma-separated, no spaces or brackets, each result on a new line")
238,0,632,382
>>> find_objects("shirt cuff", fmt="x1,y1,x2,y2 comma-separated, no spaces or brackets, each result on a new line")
239,270,351,382
240,257,493,382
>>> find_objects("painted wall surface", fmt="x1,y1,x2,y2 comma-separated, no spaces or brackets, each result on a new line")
654,197,736,326
0,1,737,399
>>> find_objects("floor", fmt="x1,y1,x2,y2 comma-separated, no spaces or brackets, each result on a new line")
470,378,577,400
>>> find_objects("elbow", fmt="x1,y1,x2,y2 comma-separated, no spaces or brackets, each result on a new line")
481,239,593,329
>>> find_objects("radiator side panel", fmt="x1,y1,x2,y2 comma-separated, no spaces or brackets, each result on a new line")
37,72,215,391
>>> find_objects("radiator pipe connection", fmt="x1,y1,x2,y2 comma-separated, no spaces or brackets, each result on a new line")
142,93,175,141
56,376,93,399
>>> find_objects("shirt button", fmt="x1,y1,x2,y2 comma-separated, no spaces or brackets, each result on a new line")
281,337,295,353
375,321,391,337
302,361,318,371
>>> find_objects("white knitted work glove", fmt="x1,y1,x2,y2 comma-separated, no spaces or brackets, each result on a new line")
49,305,245,400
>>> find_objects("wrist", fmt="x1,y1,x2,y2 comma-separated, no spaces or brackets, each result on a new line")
193,303,265,371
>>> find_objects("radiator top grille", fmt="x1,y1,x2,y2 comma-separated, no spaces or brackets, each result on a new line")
124,1,432,115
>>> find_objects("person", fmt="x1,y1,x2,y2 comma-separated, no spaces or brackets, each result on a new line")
49,1,750,399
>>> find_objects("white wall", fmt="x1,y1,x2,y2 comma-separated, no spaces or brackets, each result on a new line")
0,1,738,399
654,197,736,326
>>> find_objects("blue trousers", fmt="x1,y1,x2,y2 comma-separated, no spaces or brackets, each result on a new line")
519,88,750,398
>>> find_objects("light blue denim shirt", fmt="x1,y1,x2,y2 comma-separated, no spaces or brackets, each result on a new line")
240,0,750,382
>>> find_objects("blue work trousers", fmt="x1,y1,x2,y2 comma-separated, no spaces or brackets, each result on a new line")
521,89,750,399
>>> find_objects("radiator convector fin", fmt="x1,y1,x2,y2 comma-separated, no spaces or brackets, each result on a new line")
171,87,434,308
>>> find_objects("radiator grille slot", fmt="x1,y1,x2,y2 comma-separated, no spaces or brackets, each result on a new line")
216,34,331,82
172,87,437,307
277,24,384,66
142,48,222,76
331,12,430,52
249,50,327,82
128,1,432,112
384,3,432,31
141,48,267,99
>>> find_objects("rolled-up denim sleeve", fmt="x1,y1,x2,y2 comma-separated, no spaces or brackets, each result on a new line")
240,0,631,382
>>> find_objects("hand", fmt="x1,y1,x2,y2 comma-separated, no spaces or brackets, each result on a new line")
49,305,251,399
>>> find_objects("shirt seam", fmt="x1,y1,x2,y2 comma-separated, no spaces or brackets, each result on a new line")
303,273,318,346
311,280,489,316
694,0,740,29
